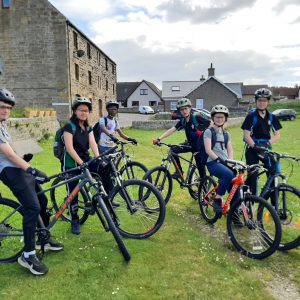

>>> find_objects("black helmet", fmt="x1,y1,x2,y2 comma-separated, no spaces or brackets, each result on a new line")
106,100,119,109
254,88,272,100
71,95,92,111
0,88,16,106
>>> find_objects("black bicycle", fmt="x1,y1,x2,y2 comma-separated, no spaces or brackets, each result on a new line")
50,150,166,240
143,142,200,203
0,147,131,263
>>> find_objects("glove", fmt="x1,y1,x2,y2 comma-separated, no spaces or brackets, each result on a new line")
109,134,119,143
215,157,227,165
23,153,33,162
26,167,49,183
127,137,138,145
153,138,160,145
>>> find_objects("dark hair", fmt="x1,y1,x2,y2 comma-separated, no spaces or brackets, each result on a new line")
70,113,90,128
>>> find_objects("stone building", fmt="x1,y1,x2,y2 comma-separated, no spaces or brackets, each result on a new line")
0,0,116,122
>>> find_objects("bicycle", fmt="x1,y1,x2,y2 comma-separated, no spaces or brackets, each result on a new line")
254,149,300,251
0,147,131,263
50,149,166,240
143,141,201,203
115,140,148,180
198,159,282,259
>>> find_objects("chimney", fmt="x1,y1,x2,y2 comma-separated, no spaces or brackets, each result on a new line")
208,63,215,77
200,75,205,81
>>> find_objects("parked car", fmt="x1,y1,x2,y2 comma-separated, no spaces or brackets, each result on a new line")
272,109,296,121
171,108,211,120
138,106,155,114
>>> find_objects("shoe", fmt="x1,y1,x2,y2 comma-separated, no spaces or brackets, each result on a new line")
171,172,182,180
111,200,120,208
36,237,64,251
18,253,48,276
213,198,223,214
71,219,80,235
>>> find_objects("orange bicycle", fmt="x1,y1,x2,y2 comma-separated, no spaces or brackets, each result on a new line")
198,159,281,259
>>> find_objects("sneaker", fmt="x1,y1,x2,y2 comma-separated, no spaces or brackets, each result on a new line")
18,253,48,276
71,219,80,235
213,198,223,214
36,237,64,251
111,200,120,208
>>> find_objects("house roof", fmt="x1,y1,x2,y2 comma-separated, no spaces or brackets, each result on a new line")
162,81,200,98
271,87,300,97
225,82,243,99
144,80,162,98
242,85,268,95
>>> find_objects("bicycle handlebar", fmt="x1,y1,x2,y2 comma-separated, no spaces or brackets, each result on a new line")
225,159,265,173
261,149,300,162
155,141,192,151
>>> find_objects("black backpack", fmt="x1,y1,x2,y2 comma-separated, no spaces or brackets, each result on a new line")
93,116,118,144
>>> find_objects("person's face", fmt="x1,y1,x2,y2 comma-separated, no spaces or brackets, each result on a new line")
179,106,191,118
75,104,90,121
213,113,226,126
107,105,118,116
0,100,13,121
255,97,269,110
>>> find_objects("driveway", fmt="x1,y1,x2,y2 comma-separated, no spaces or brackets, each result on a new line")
117,112,153,128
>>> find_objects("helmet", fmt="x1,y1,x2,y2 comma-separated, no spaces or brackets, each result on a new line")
71,95,92,111
211,104,229,118
254,88,272,100
106,100,119,109
0,88,16,106
176,98,191,109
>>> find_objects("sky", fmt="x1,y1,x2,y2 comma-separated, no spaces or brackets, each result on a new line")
48,0,300,89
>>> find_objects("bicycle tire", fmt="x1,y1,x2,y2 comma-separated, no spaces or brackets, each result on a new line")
198,176,219,224
94,195,131,261
108,179,166,239
263,184,300,251
143,166,173,204
0,198,25,263
227,195,281,259
187,165,201,200
119,161,148,180
50,176,90,225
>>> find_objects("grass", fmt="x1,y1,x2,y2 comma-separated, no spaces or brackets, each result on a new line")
0,119,300,299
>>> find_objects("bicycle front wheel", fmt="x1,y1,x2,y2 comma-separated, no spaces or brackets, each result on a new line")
119,161,148,180
227,195,281,259
264,184,300,251
95,196,131,261
0,198,25,263
50,176,90,225
109,179,166,239
187,165,200,200
143,166,173,204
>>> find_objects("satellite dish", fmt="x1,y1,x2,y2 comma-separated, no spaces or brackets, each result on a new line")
76,49,85,58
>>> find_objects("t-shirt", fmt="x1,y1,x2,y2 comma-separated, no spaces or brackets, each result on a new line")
99,117,120,147
0,122,19,174
203,128,231,163
241,110,282,140
63,121,92,167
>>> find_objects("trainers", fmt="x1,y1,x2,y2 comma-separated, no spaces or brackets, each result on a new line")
111,200,120,208
213,198,223,214
71,219,80,235
36,237,64,251
18,253,48,276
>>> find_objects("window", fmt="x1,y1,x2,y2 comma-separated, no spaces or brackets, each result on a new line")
149,101,156,106
196,99,204,109
132,101,139,106
140,89,148,95
111,63,115,74
105,58,108,71
75,64,79,80
73,32,78,49
106,80,108,91
170,101,177,111
97,76,101,88
2,0,10,8
112,84,115,95
87,43,91,59
171,86,180,91
88,71,92,85
97,52,101,66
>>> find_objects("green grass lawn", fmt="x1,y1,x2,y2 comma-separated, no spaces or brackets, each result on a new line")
0,118,299,299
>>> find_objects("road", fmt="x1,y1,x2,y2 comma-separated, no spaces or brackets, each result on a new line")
117,112,153,128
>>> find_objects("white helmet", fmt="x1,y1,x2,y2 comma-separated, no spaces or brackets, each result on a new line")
211,104,229,118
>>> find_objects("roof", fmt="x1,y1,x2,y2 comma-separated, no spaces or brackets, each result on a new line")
162,81,200,98
116,82,140,101
225,82,243,99
271,87,300,97
242,85,268,95
144,80,162,98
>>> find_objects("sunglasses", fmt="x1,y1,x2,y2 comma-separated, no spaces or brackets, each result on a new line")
0,105,13,110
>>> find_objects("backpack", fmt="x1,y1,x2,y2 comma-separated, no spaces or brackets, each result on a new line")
248,108,274,134
53,120,76,161
180,112,210,132
197,128,229,164
93,116,118,144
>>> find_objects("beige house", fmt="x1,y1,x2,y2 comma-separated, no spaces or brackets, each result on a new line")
0,0,116,122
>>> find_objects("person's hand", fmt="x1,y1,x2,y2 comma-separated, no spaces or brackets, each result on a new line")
127,137,138,145
215,157,227,165
153,138,161,145
23,153,33,162
253,144,268,159
26,167,49,183
109,134,119,143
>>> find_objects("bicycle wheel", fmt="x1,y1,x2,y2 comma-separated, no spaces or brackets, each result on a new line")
198,176,219,224
0,198,25,263
264,184,300,251
50,176,90,225
143,166,173,204
187,165,200,200
109,179,166,239
119,161,148,180
94,195,131,261
227,195,281,259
